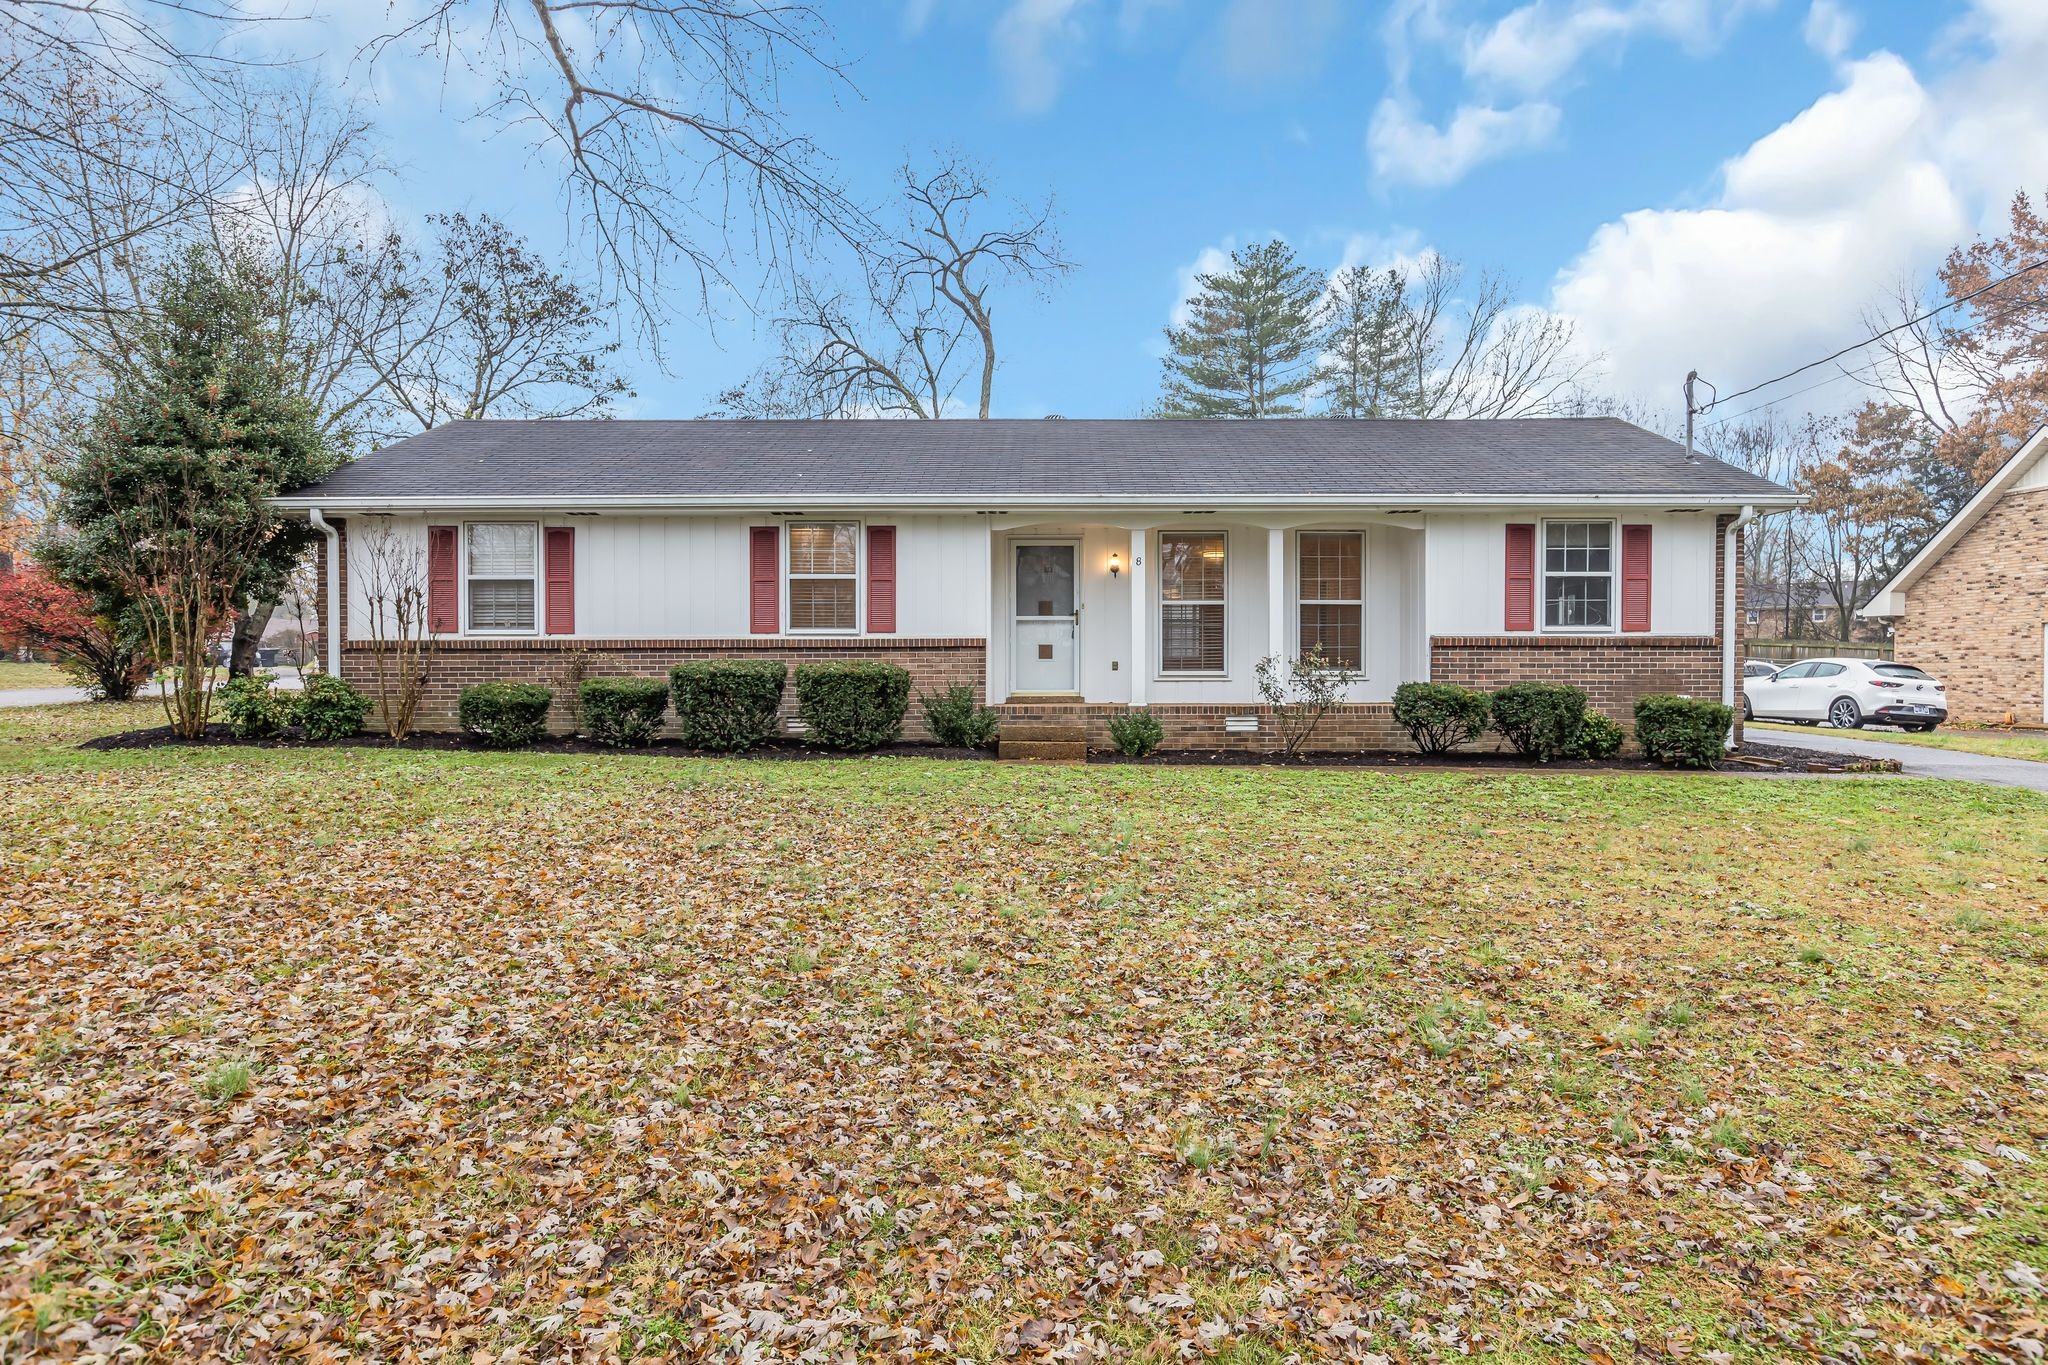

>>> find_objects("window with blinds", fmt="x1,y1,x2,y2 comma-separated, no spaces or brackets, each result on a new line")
465,523,537,631
1298,531,1362,668
1542,520,1615,630
788,522,858,631
1159,531,1226,673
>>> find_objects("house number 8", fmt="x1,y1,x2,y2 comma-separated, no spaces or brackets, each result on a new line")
1132,556,1142,566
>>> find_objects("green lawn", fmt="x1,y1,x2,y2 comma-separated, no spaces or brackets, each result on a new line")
0,660,65,690
3,701,2044,1361
1752,719,2048,764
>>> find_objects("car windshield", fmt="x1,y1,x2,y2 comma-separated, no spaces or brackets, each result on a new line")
1872,664,1933,680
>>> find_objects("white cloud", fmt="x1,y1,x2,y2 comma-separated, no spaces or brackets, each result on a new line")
1370,0,1770,186
986,0,1177,112
902,0,942,36
1367,97,1561,188
992,0,1094,113
1546,8,2048,408
1462,0,1772,97
1802,0,1857,60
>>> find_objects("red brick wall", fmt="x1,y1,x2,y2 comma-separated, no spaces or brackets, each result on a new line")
1428,636,1721,717
995,701,1409,752
1892,486,2047,723
341,636,986,740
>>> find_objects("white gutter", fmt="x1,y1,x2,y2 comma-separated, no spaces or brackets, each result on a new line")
308,508,340,678
1722,504,1758,748
269,492,1803,514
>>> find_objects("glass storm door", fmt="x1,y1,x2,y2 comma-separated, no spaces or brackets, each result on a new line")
1012,542,1078,693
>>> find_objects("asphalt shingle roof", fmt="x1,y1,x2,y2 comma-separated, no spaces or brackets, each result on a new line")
281,417,1794,503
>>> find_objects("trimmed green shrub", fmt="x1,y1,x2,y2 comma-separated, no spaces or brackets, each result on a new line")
1392,681,1491,755
457,682,553,748
1107,708,1165,757
919,685,999,748
669,660,786,751
1489,681,1588,761
217,675,293,738
1634,694,1733,769
794,661,911,751
1565,710,1627,759
296,674,371,741
579,677,669,747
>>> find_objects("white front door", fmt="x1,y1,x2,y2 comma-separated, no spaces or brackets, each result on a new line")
1011,542,1079,694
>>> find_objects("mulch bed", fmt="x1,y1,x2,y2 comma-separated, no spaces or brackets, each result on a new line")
81,725,1903,774
78,725,990,762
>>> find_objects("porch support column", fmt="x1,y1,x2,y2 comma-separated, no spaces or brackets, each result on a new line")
1266,525,1287,667
982,517,998,704
1128,525,1148,706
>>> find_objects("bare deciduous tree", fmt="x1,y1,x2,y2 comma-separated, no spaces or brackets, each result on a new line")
356,523,440,740
1396,255,1593,419
365,0,869,345
716,159,1070,419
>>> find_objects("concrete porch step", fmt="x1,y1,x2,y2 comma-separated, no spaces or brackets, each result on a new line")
1001,722,1087,744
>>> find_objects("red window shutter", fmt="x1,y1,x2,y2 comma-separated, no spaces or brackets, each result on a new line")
544,526,575,635
749,525,779,634
866,525,896,634
428,524,458,633
1621,523,1652,632
1504,523,1535,632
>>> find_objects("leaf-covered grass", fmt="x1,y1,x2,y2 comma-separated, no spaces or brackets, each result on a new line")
3,701,2045,1360
1752,719,2048,764
0,660,66,690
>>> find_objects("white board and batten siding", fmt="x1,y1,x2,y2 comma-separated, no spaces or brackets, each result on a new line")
1422,511,1719,638
344,512,989,641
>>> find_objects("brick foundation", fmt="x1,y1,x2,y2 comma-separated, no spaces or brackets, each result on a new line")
994,701,1408,752
342,637,986,741
1891,486,2046,724
1428,636,1721,718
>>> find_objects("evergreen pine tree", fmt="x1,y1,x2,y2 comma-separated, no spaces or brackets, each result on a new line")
1157,240,1324,417
1319,265,1416,417
50,245,340,735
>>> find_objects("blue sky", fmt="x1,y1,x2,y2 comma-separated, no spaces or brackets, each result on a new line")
286,1,2045,422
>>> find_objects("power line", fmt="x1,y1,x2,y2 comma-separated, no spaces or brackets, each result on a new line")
1695,255,2048,417
1700,355,1890,430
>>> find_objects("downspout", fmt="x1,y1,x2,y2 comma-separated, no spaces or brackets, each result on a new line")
308,508,340,679
1722,504,1758,749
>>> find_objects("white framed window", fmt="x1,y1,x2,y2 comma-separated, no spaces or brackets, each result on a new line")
1541,519,1616,632
1158,530,1226,674
1746,608,1760,626
787,521,859,632
1809,605,1829,624
1297,531,1363,669
465,522,539,632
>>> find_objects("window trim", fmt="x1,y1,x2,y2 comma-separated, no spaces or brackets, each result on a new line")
1155,527,1229,679
784,518,862,635
462,520,542,636
1539,517,1619,635
1295,528,1366,674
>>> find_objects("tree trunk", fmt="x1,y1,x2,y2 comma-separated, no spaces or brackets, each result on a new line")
228,600,276,677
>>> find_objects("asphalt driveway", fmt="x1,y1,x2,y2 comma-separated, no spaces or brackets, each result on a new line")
1746,727,2048,793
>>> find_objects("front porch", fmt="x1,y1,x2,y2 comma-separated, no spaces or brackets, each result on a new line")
981,516,1428,710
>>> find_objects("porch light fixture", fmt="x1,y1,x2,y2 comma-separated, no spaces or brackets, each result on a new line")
1108,551,1121,578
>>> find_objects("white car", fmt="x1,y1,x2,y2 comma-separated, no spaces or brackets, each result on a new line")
1742,658,1948,731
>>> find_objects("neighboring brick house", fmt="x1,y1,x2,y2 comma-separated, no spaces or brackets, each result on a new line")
1862,427,2048,724
273,417,1794,747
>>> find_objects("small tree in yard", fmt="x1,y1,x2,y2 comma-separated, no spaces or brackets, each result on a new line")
0,565,150,699
48,247,340,737
356,523,439,739
1256,647,1360,757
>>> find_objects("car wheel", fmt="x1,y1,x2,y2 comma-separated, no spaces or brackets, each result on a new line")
1741,694,1753,721
1828,696,1863,729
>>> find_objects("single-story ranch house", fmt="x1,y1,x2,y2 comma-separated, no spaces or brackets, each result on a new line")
1861,425,2048,725
274,417,1799,748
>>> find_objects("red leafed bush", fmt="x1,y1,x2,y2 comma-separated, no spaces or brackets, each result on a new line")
0,567,151,700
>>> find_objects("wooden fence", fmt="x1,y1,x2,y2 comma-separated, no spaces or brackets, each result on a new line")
1746,638,1895,663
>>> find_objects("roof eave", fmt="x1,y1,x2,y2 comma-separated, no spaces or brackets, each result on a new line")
272,490,1802,513
1859,423,2048,615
